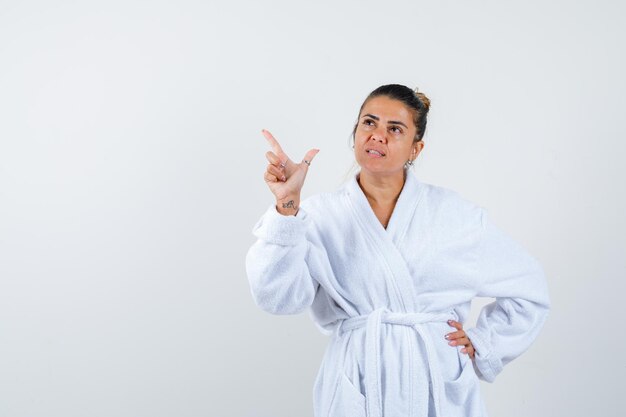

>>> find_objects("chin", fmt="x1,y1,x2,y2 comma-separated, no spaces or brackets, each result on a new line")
355,152,404,173
357,161,404,176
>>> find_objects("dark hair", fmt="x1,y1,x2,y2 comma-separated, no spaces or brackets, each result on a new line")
351,84,431,143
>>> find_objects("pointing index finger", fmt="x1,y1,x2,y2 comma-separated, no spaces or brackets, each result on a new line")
261,129,287,161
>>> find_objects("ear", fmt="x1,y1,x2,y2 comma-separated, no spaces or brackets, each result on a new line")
412,142,424,158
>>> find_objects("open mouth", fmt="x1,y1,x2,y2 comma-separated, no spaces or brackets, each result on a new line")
366,149,386,157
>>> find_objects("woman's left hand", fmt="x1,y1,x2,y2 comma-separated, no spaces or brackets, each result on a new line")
445,320,475,359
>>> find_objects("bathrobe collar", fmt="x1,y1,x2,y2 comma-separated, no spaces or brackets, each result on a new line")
346,169,426,245
344,169,427,312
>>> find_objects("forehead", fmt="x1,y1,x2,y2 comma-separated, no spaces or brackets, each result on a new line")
360,95,413,122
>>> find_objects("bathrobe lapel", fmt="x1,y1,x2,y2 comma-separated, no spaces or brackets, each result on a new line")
345,171,426,313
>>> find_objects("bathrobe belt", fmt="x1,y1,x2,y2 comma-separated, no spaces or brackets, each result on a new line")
336,308,459,417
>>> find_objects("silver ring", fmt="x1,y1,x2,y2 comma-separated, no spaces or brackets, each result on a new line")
303,159,310,166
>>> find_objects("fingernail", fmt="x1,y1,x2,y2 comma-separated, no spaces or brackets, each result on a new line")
282,176,286,181
444,334,450,340
447,320,453,324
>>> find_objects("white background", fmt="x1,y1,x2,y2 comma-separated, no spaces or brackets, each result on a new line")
1,1,624,416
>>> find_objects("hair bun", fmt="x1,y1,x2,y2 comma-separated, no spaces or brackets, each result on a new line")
414,87,431,112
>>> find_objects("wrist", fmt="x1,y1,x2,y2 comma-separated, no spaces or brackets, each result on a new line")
276,196,300,216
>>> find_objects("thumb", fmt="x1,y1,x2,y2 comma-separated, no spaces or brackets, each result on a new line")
301,149,320,168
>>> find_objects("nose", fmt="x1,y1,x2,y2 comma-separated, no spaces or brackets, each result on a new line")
370,126,387,143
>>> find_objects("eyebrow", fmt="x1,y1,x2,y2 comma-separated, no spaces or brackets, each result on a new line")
361,114,408,129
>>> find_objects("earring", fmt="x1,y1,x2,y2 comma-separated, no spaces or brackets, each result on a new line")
405,159,414,168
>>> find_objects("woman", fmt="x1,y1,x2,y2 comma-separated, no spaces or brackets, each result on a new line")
245,84,551,417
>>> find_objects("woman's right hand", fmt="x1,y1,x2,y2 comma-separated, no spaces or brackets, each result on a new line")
262,129,319,215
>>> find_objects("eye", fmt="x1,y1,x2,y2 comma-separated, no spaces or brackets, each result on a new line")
390,126,403,134
363,119,375,126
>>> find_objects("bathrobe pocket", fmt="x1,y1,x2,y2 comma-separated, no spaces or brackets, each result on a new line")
444,351,478,406
327,372,366,417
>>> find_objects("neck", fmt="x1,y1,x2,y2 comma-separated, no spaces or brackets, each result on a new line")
357,169,407,205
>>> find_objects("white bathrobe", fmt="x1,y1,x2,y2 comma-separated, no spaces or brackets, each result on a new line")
245,170,551,417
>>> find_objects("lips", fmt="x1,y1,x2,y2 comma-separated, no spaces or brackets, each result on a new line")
366,148,386,157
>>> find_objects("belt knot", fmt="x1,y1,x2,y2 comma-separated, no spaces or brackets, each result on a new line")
334,308,459,417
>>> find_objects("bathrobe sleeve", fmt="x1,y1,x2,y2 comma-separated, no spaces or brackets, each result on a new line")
245,203,321,315
464,208,551,383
